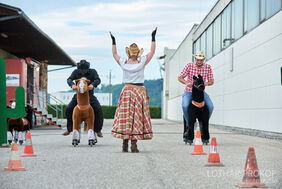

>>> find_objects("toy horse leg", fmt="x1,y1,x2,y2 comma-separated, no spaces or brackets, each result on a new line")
87,111,95,146
72,117,81,147
14,130,19,143
23,118,30,141
17,119,25,145
187,107,197,142
7,131,13,145
7,120,13,144
201,123,209,144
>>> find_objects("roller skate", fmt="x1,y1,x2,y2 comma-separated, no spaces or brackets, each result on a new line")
72,139,79,146
72,130,80,147
186,139,193,145
202,139,209,145
88,140,95,146
88,129,95,147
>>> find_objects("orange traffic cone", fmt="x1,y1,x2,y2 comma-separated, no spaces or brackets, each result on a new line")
204,137,224,166
236,147,268,188
191,130,207,155
21,131,37,157
4,143,26,171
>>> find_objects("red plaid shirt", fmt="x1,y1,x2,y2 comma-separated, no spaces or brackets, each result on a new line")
178,62,214,92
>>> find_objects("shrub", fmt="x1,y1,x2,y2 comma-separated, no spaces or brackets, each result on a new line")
47,105,161,119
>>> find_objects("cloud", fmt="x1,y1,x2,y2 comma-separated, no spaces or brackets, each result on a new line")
31,0,216,50
26,0,217,92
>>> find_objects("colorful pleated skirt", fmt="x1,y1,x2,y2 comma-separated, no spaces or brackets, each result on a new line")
111,85,153,140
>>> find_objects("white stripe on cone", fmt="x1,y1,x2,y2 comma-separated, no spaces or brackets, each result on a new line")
10,150,20,160
195,137,202,145
210,146,216,154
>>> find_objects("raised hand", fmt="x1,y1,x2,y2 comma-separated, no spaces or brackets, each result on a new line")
72,85,77,91
109,31,116,45
152,27,157,42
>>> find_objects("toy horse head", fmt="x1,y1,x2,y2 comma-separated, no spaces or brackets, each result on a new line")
192,75,205,92
75,77,90,94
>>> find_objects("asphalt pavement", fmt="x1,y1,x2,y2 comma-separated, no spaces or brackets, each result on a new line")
0,119,282,189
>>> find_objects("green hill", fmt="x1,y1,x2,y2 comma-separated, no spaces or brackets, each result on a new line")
95,79,163,106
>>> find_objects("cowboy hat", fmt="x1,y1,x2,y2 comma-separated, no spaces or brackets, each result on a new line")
193,51,206,60
77,60,90,74
125,43,144,58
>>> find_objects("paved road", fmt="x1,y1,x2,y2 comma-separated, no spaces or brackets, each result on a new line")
1,119,282,189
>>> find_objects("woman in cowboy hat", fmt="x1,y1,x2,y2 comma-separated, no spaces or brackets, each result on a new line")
178,50,214,144
109,27,157,153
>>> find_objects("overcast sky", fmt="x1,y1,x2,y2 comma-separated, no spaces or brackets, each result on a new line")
1,0,217,93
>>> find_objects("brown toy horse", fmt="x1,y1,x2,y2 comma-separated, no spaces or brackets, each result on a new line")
7,118,30,145
72,77,96,147
7,100,30,145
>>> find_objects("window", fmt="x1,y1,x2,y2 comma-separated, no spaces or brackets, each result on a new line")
260,0,266,21
193,42,196,61
206,24,213,60
195,38,200,53
193,39,200,61
213,15,221,55
244,0,260,32
222,4,232,48
266,0,281,18
192,0,282,61
232,0,243,40
200,32,206,54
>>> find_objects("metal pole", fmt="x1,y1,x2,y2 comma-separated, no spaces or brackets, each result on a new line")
109,70,112,106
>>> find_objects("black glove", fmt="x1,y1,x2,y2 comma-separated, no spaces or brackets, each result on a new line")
110,32,116,45
152,27,157,42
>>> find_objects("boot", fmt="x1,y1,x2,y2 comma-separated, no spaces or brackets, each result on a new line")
122,139,128,152
131,140,139,153
62,131,71,136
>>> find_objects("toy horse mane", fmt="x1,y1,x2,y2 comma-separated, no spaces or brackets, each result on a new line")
192,75,205,108
75,77,90,110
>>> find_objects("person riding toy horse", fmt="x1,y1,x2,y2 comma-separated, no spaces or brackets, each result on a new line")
183,75,210,145
72,77,96,147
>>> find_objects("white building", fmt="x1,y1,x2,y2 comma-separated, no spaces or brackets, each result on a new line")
50,91,112,106
163,0,282,133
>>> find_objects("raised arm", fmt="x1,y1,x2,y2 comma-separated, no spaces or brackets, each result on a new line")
110,32,121,64
145,27,157,65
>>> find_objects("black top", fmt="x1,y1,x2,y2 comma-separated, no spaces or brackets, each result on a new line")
67,69,101,96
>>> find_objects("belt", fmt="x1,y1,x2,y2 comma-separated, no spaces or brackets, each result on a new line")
125,83,149,101
125,83,147,91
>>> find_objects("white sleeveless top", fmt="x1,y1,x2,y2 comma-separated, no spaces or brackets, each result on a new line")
119,56,147,83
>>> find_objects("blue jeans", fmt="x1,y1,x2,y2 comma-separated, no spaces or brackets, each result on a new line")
182,92,214,126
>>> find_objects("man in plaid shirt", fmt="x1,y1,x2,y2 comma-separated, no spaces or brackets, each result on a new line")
178,51,214,133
